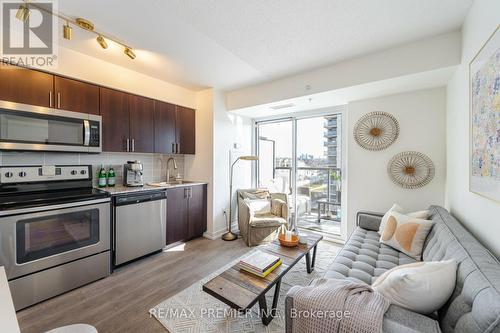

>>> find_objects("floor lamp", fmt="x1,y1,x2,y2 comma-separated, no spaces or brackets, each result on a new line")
222,155,258,241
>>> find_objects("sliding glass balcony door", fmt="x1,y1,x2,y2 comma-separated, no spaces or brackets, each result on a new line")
255,113,342,238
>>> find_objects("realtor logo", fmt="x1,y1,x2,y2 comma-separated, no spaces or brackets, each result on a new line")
1,0,58,68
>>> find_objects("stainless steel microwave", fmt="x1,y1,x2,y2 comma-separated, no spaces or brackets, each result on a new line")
0,101,101,153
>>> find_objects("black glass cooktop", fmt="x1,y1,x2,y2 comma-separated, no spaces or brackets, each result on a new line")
0,187,109,212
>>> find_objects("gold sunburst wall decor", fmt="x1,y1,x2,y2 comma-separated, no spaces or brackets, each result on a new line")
388,151,435,189
353,111,400,151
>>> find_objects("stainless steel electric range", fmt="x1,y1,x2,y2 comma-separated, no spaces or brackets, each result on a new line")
0,165,111,310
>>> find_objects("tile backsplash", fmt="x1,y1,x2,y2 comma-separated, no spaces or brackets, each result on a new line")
0,151,184,186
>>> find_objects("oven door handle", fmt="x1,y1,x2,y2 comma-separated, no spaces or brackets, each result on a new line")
83,120,91,146
0,198,110,217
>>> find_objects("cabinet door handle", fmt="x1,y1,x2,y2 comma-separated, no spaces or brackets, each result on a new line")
172,143,175,154
183,188,187,199
49,91,53,107
131,138,135,152
189,188,192,198
126,138,130,152
57,92,61,108
176,143,180,154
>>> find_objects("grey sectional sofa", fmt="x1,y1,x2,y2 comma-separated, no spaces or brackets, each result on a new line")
286,206,500,333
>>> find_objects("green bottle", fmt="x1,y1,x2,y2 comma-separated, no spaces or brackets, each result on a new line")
98,165,107,188
107,167,116,187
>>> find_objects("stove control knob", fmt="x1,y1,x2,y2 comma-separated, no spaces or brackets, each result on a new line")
18,171,27,177
4,172,13,178
71,170,77,175
80,170,87,175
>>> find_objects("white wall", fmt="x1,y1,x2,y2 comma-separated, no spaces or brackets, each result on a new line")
212,90,253,238
346,88,447,236
446,0,500,258
184,89,252,239
44,46,196,108
184,89,215,234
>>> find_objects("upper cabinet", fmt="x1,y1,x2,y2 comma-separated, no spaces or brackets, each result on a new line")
154,101,177,154
0,63,196,155
176,106,195,154
100,88,154,153
100,88,130,152
153,103,195,155
0,63,54,107
54,76,99,115
129,95,154,153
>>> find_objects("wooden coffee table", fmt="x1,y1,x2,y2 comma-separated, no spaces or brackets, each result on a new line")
202,233,323,325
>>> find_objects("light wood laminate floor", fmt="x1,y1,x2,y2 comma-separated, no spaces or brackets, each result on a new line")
17,237,252,333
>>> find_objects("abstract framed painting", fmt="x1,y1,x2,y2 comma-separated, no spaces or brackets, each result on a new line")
470,24,500,203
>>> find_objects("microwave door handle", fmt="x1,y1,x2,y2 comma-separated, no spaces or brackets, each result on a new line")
83,120,90,146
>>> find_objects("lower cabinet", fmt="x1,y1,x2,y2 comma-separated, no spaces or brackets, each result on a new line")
166,184,207,245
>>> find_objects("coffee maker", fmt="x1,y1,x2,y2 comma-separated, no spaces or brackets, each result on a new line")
123,161,144,187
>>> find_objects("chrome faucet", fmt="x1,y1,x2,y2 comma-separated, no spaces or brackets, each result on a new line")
166,157,178,182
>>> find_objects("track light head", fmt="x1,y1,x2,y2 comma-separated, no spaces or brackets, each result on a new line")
63,22,72,40
76,18,94,31
124,47,136,60
15,4,30,22
96,35,108,49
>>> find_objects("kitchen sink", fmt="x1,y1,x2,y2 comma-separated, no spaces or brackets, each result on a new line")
147,181,194,187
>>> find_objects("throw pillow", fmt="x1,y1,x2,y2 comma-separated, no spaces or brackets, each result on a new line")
244,199,271,215
379,211,433,260
372,259,457,314
378,204,430,235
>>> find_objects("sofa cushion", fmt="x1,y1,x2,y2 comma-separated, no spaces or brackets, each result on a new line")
383,305,442,333
324,227,416,284
249,214,287,227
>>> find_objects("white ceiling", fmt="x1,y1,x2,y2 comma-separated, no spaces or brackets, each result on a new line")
56,0,473,91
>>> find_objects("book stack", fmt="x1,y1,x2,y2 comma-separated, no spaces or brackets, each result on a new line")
238,251,282,278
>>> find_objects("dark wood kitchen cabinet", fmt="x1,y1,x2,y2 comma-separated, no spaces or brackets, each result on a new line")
187,184,207,239
0,62,197,155
0,63,54,107
176,106,196,154
154,103,195,155
100,88,154,153
166,184,207,245
154,101,177,154
166,186,189,245
54,76,99,114
129,95,154,153
100,87,130,152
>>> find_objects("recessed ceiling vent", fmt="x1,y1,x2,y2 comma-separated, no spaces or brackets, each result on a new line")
270,103,295,110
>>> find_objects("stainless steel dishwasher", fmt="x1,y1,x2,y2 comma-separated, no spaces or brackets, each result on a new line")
113,190,167,266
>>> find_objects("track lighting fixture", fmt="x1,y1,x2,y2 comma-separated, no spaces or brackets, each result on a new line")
63,21,72,40
15,3,30,22
124,47,136,60
96,35,108,49
15,1,137,60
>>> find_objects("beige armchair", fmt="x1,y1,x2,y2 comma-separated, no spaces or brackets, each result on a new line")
237,189,289,246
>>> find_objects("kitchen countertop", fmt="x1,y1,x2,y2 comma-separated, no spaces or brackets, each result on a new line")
95,181,207,195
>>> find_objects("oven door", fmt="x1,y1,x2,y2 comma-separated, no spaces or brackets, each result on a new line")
0,198,110,280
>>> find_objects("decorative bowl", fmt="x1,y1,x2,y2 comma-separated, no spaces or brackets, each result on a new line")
278,233,299,247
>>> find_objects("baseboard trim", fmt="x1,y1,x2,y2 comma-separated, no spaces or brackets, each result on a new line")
203,222,239,240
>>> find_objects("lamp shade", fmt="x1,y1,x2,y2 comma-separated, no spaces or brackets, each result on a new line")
239,156,258,161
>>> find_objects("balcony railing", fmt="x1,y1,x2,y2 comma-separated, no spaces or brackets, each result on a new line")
274,166,341,208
